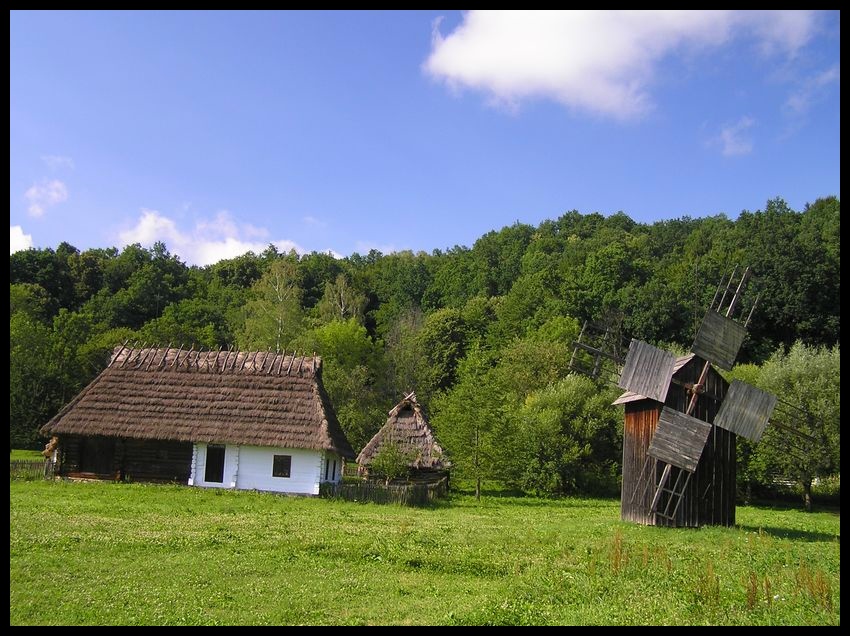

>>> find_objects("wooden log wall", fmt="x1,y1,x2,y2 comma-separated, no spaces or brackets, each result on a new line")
57,435,192,483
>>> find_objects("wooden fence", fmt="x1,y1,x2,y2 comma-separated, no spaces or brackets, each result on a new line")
10,460,54,481
320,476,448,506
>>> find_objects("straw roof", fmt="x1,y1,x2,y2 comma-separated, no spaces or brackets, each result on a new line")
41,345,354,458
356,393,448,470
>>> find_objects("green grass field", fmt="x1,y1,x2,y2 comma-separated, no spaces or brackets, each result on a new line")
9,481,839,625
10,449,44,461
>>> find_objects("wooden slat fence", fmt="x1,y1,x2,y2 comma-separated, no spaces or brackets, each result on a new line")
10,460,54,481
321,476,448,506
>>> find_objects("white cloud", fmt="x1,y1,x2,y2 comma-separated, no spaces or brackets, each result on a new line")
785,64,840,114
118,209,306,266
715,116,756,156
10,225,33,254
424,10,819,119
243,223,270,240
24,179,68,217
750,10,819,57
191,237,303,267
119,208,183,246
41,155,75,170
194,209,240,240
303,215,328,228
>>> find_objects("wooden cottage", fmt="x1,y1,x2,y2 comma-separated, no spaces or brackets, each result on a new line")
356,393,449,482
40,346,354,495
615,354,735,528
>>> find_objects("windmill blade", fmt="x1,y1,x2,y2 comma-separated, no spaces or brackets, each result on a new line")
617,339,678,403
569,320,629,383
756,417,816,465
691,310,748,370
734,395,819,478
569,356,622,387
761,398,820,456
714,380,777,442
647,407,713,473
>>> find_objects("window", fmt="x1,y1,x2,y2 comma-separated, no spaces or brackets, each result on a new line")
272,455,292,478
332,460,337,481
205,445,226,483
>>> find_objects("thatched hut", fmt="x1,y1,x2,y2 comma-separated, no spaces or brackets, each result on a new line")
356,392,448,482
40,345,354,495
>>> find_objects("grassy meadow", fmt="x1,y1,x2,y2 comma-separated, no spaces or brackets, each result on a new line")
10,449,44,461
9,480,840,625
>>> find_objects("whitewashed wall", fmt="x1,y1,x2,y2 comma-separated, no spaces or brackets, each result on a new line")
190,443,326,495
321,452,343,484
236,446,323,494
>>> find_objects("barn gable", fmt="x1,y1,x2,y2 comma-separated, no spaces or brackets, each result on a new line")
356,393,448,474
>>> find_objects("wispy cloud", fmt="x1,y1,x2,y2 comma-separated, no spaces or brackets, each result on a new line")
424,10,819,119
714,116,756,156
118,209,305,266
41,155,75,170
303,215,328,229
10,225,34,254
24,179,68,217
785,64,840,114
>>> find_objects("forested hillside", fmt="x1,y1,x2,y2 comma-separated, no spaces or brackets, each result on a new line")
10,196,840,498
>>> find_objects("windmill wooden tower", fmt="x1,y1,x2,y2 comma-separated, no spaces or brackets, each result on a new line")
570,267,810,528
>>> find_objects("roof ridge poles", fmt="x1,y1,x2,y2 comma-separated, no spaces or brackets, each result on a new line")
133,342,149,368
170,344,185,369
109,340,130,367
157,344,173,370
146,343,170,371
269,349,284,375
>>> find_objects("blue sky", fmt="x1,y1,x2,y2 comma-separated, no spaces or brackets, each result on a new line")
10,10,840,265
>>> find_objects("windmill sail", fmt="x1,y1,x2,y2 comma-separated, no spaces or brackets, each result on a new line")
713,380,777,442
618,339,677,404
647,407,713,472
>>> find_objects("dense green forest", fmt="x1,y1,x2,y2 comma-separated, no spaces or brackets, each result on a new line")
10,196,840,501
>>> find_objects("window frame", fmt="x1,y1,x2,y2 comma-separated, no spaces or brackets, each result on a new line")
272,454,292,478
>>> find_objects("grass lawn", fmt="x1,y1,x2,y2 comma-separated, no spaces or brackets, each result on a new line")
9,481,839,625
10,449,44,461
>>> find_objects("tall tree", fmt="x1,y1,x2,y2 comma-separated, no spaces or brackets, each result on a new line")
237,259,304,352
317,274,367,324
381,306,427,401
10,313,59,449
431,346,504,500
294,319,385,451
418,307,468,395
747,342,840,511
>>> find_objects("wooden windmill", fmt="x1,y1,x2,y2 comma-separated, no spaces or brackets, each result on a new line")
570,267,812,527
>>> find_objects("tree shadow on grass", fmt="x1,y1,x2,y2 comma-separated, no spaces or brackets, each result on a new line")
444,488,620,509
736,524,840,543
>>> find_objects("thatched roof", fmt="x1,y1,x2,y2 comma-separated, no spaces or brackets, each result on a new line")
356,393,448,470
41,345,354,458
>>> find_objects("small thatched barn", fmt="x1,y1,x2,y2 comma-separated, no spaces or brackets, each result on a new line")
615,353,734,528
40,346,354,495
356,393,448,481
